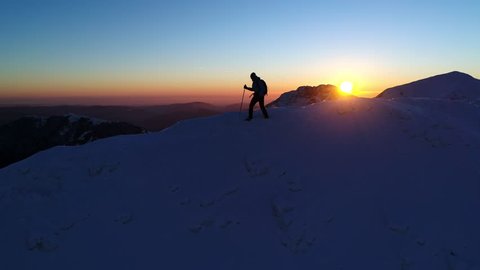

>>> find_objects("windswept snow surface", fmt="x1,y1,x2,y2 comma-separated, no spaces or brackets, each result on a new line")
1,97,480,269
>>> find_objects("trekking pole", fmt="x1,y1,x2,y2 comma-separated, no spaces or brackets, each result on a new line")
239,87,246,118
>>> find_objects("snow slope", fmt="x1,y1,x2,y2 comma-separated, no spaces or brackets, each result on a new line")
377,71,480,100
1,97,480,269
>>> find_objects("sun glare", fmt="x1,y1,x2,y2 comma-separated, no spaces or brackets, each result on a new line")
340,81,353,94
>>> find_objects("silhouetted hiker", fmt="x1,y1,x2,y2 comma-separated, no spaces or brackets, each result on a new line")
243,72,269,121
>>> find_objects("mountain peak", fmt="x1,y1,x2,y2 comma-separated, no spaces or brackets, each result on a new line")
444,70,473,77
431,71,475,81
377,71,480,99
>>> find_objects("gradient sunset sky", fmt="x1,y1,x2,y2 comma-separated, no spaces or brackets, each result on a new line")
1,0,479,105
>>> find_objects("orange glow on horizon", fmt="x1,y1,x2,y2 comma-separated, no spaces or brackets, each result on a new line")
0,71,389,106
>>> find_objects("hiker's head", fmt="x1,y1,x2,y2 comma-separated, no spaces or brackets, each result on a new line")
250,72,258,81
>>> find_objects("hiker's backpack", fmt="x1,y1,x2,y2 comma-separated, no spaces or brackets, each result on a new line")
259,79,268,96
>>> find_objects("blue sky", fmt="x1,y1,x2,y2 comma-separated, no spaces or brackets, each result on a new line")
0,0,479,103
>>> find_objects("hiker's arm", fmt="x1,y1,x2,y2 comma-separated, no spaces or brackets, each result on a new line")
244,84,253,91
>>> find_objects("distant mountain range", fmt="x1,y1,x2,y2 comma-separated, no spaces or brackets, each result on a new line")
377,71,480,99
0,115,144,168
0,102,234,131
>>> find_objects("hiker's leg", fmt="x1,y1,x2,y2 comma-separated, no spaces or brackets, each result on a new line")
259,96,269,118
248,96,258,119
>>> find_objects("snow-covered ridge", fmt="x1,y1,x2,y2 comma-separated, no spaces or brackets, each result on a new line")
377,71,480,99
1,97,480,269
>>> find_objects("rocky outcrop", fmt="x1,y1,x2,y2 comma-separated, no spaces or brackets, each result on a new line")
268,85,341,107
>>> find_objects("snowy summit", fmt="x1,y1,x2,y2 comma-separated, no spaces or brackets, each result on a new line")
1,73,480,269
377,71,480,100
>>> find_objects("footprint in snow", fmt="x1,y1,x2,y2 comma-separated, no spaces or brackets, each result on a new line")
243,158,269,177
169,185,180,193
26,233,58,252
115,213,133,225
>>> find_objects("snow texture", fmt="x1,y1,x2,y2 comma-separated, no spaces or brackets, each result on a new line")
1,97,480,269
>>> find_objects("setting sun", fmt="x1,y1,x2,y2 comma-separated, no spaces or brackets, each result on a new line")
340,81,353,94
